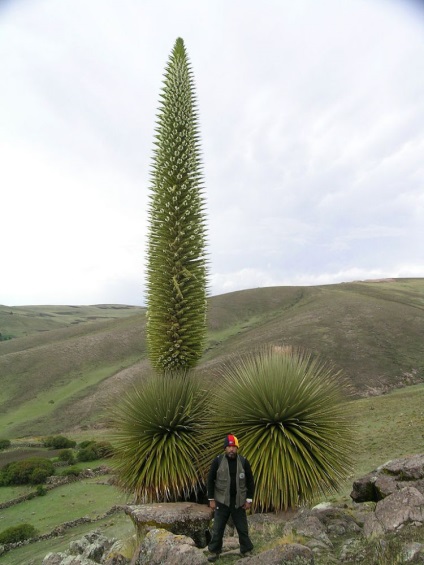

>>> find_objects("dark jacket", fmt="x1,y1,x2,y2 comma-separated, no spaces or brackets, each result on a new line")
207,453,255,507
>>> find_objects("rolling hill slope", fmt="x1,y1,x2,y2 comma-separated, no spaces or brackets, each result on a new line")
0,278,423,438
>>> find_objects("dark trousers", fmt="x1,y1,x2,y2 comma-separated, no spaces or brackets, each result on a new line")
208,498,253,555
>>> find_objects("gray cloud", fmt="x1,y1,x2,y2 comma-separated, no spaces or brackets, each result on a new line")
1,0,423,305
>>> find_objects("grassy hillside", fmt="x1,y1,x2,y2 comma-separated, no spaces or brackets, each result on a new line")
0,278,423,438
203,279,424,392
0,304,142,341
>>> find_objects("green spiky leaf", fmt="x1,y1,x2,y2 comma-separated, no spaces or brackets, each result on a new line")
204,346,355,511
110,372,210,502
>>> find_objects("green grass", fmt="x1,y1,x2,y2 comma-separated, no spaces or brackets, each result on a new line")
0,304,143,340
205,319,258,353
0,484,35,504
55,458,112,472
0,362,139,438
0,477,129,535
1,512,134,565
320,383,424,502
62,429,115,445
351,383,424,475
0,473,133,564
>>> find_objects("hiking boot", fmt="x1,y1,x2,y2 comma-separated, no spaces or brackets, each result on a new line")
240,550,252,558
207,553,220,562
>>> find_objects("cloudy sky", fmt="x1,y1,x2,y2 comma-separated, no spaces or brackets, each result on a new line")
1,0,423,306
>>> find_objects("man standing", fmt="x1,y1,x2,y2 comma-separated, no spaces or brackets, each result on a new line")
207,434,255,561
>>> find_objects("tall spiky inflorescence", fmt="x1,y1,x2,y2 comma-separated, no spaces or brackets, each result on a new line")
146,38,208,373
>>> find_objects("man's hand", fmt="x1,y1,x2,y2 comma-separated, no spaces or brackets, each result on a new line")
209,499,216,510
243,501,252,510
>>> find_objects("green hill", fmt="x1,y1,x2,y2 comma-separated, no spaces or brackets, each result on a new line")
0,278,423,438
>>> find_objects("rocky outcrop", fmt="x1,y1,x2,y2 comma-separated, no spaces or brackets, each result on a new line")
131,528,208,565
130,528,315,565
363,486,424,537
42,530,130,565
39,496,424,564
125,502,213,548
128,485,424,563
351,453,424,502
12,454,424,564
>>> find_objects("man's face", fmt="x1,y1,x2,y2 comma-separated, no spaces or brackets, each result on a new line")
225,445,238,459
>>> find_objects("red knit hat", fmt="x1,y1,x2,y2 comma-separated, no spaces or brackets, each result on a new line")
223,434,239,448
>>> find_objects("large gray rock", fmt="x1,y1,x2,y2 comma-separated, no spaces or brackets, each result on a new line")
401,542,424,563
103,556,129,565
68,531,113,562
382,454,424,480
103,539,132,565
131,528,208,565
69,537,89,555
43,554,69,565
42,531,120,565
82,542,107,563
363,486,424,537
310,502,362,535
125,502,213,548
103,555,130,565
59,557,97,565
351,454,424,502
283,513,332,549
350,472,379,502
374,472,398,499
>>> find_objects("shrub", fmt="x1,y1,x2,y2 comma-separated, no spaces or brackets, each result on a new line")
29,466,52,485
0,439,11,450
205,346,355,511
43,435,76,449
36,484,47,496
0,458,55,486
76,441,113,462
94,441,114,458
77,447,98,462
58,449,75,464
0,523,38,544
0,333,13,342
79,440,94,449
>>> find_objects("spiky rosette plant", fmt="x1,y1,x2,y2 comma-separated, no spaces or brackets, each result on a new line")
110,372,210,502
205,346,354,511
146,37,208,373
